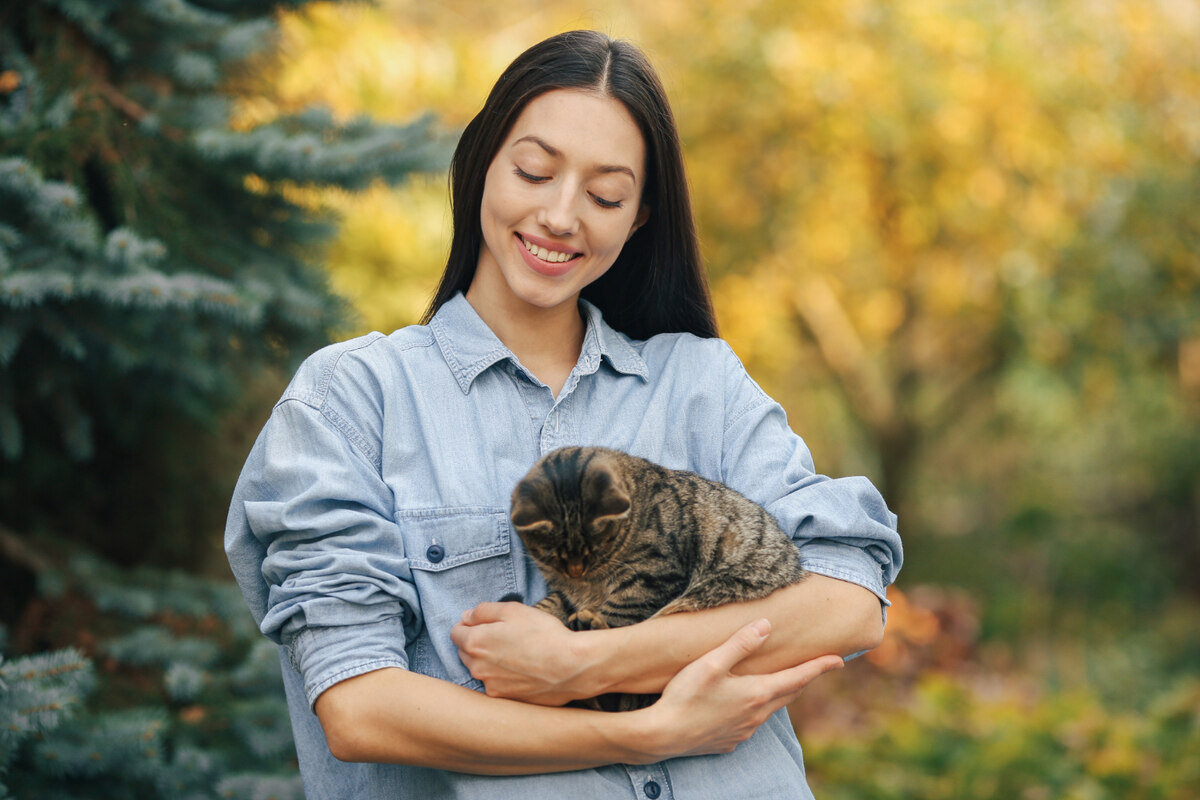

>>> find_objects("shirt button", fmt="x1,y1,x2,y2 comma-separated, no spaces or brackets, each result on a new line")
426,544,445,563
643,780,661,799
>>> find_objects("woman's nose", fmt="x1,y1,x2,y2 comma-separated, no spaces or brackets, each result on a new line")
538,185,580,236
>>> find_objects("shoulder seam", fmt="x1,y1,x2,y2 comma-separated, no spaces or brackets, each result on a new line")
717,339,771,435
271,397,382,472
274,332,403,471
315,332,387,408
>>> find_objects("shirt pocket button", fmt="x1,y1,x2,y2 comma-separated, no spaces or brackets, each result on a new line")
426,544,446,563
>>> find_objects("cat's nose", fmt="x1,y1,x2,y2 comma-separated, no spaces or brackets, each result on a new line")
567,562,585,578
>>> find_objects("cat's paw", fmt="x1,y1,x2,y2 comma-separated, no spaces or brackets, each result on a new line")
567,608,609,631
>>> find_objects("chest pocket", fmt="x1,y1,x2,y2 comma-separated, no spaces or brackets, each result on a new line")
399,508,517,686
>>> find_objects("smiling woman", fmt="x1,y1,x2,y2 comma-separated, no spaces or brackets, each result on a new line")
225,28,901,800
468,89,650,393
425,31,717,344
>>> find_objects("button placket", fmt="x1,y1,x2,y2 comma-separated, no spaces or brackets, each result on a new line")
508,362,552,428
623,763,673,800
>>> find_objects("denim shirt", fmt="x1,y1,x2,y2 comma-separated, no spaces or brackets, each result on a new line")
225,292,902,800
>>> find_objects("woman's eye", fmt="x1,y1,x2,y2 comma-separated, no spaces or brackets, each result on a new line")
514,166,549,183
591,194,623,209
514,164,624,209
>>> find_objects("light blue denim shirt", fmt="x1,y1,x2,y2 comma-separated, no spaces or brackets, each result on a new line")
225,292,902,800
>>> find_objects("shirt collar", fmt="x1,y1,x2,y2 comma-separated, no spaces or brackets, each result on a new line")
429,293,649,394
578,298,650,381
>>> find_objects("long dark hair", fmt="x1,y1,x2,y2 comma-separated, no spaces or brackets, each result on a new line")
420,30,717,340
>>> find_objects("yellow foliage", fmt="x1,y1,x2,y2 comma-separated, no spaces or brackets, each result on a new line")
250,0,1200,488
322,177,451,335
712,270,799,373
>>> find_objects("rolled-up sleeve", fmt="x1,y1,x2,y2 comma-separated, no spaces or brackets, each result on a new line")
716,342,902,606
226,397,418,707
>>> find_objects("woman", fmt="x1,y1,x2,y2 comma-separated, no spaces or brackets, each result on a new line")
226,30,901,799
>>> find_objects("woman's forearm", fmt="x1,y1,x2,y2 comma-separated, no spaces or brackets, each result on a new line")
315,620,845,773
578,574,883,697
315,666,650,773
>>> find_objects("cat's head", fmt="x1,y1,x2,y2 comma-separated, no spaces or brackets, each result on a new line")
510,447,632,580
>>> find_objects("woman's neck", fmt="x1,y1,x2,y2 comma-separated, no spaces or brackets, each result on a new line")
463,286,585,397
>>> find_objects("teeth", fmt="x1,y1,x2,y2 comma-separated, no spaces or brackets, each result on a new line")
524,237,575,263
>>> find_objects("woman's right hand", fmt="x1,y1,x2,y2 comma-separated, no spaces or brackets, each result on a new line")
633,619,844,759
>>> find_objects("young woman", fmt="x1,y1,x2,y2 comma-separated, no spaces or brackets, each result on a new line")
226,30,902,799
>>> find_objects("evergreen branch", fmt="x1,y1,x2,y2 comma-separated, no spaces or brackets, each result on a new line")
31,708,168,780
0,159,102,255
163,661,206,702
0,648,94,743
41,0,131,61
91,80,184,142
229,696,294,759
102,626,221,669
137,0,230,30
0,269,260,321
194,111,450,189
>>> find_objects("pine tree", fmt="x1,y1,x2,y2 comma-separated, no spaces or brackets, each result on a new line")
0,1,448,562
1,544,307,799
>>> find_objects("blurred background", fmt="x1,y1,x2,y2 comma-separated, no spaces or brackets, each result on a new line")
2,0,1198,797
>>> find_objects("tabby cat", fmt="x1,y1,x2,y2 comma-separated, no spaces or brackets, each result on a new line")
509,445,806,711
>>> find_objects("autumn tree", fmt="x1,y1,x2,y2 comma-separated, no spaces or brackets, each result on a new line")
664,0,1200,529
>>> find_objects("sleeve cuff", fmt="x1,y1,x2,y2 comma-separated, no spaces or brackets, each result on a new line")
800,542,893,662
800,541,891,606
286,617,410,709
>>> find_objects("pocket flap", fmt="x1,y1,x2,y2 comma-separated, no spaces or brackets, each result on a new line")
401,508,511,572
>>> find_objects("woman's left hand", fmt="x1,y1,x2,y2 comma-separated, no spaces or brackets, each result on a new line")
451,601,597,706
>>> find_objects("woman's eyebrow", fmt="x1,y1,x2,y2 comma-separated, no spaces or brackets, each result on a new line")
512,135,637,181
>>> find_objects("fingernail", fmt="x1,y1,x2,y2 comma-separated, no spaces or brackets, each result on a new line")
750,618,770,637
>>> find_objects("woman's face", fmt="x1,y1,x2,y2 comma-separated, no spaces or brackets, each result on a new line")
471,89,649,316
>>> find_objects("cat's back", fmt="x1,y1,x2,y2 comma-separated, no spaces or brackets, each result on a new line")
631,456,777,529
678,463,801,567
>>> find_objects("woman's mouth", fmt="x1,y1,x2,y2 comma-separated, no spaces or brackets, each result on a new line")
517,234,581,276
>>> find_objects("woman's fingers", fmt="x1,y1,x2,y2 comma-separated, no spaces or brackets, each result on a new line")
764,654,844,697
450,601,590,705
696,618,772,673
648,622,845,759
757,654,844,714
677,619,842,697
459,600,517,626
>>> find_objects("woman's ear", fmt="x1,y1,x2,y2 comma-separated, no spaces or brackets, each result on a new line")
628,204,651,241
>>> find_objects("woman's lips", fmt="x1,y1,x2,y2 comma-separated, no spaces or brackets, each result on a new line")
516,234,581,277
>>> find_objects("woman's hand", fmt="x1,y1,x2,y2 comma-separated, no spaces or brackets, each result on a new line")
451,601,597,706
449,611,840,764
634,619,844,759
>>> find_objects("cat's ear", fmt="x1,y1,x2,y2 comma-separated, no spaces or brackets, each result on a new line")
595,488,631,523
586,462,631,523
512,518,554,538
511,483,554,536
